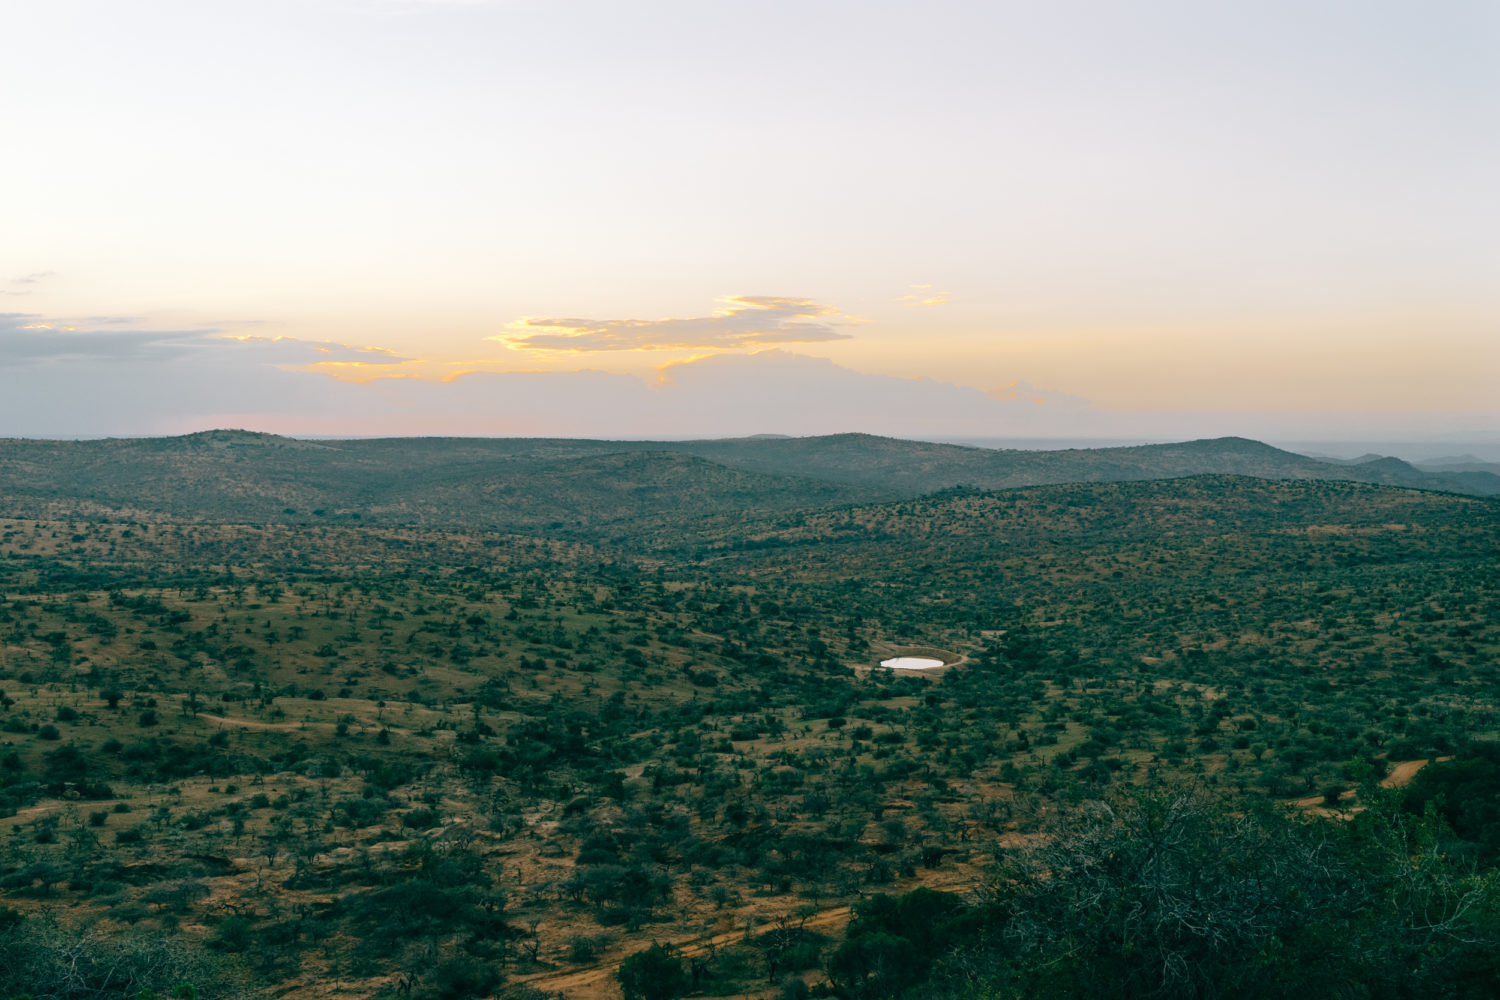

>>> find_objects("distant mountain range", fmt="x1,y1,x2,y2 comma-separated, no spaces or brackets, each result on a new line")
1414,456,1500,476
1,431,1495,533
667,434,1500,495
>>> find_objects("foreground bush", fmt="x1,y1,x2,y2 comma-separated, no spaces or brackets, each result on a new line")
0,909,245,1000
825,779,1500,999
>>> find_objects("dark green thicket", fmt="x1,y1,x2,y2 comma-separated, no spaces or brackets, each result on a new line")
824,780,1500,1000
1401,742,1500,864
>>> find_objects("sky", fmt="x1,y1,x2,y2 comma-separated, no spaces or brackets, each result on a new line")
3,0,1497,444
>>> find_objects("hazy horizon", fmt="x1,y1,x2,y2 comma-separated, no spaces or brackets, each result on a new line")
10,423,1500,467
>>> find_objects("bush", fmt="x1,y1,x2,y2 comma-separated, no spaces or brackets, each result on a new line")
416,956,501,1000
827,931,919,998
973,780,1500,999
1402,743,1500,862
568,933,609,963
617,943,687,1000
208,916,253,953
0,916,240,999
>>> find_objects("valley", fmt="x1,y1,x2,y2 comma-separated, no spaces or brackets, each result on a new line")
1,433,1498,1000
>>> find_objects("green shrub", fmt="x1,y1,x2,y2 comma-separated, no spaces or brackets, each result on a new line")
617,943,687,1000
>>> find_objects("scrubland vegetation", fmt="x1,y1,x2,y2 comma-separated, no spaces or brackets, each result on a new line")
1,435,1498,999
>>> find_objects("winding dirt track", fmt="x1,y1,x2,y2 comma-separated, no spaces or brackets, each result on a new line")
512,904,855,999
1380,758,1431,789
1292,759,1438,815
193,712,302,731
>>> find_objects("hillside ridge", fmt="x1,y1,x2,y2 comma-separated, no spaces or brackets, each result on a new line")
1,432,1495,533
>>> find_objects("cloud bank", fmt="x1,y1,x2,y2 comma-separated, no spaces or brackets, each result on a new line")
0,314,413,436
5,313,1491,443
0,312,1099,438
0,315,410,369
496,296,856,354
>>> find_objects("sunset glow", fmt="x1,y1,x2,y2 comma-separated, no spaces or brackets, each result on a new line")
1,0,1494,443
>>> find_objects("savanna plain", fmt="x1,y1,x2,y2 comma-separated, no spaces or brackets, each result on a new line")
2,431,1499,1000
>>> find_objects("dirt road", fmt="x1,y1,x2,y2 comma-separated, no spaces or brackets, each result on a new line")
512,904,854,1000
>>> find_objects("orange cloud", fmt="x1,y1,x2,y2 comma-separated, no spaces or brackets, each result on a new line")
493,295,858,354
897,283,949,307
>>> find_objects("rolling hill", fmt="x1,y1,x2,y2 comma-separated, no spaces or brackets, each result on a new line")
0,431,1494,534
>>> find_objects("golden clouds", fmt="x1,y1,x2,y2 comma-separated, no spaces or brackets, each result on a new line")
897,284,949,307
988,382,1049,406
493,295,858,355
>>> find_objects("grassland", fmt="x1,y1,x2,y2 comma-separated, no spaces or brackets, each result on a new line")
1,437,1499,1000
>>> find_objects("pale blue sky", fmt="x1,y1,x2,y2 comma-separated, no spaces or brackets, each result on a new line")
3,0,1496,437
